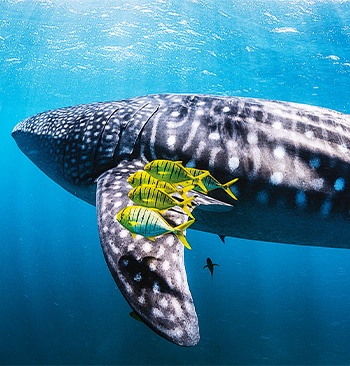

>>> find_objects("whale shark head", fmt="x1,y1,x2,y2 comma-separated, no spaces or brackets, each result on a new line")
12,93,350,346
12,98,160,203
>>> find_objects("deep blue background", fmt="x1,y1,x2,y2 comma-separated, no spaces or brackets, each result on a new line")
1,1,350,364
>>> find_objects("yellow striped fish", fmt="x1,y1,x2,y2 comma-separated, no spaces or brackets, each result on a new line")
128,185,195,219
127,170,194,201
144,159,209,193
116,206,194,249
185,167,238,200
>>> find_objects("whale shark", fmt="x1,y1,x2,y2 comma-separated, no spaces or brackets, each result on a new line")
12,93,350,346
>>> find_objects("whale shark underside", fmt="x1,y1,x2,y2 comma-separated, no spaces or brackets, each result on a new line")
12,94,350,346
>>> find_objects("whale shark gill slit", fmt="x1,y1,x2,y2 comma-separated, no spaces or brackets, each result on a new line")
92,106,120,179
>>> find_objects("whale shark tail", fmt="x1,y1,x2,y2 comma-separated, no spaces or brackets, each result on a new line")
223,178,239,200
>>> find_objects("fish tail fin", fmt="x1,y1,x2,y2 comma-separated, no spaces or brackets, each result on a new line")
173,219,195,250
179,196,195,219
193,171,209,193
223,178,239,200
175,232,192,250
178,185,195,200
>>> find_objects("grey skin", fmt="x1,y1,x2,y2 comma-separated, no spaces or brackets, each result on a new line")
12,93,350,346
203,257,219,277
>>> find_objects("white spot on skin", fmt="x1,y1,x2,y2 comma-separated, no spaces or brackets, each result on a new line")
334,178,345,191
273,146,285,159
149,262,156,271
166,236,175,246
183,119,200,151
143,242,152,253
120,230,129,238
272,121,282,129
171,111,180,117
175,271,182,285
159,298,168,308
312,178,324,190
138,296,145,304
339,144,348,153
172,298,183,316
270,172,283,185
152,308,164,318
185,301,193,313
157,246,165,258
169,327,184,338
208,132,220,140
167,135,176,148
209,147,221,168
228,157,240,171
162,260,170,271
335,126,343,133
247,133,258,144
305,131,314,139
223,106,230,112
125,283,133,293
134,272,142,282
111,245,120,255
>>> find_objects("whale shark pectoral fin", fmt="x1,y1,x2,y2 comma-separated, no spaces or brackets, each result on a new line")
96,161,200,347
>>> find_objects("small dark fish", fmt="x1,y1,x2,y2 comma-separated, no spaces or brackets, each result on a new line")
203,257,219,276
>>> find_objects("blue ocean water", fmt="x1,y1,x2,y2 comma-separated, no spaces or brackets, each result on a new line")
1,0,350,364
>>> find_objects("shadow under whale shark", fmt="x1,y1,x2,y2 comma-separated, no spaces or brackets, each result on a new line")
12,93,350,346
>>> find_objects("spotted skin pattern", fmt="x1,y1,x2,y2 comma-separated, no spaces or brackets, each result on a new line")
97,163,199,346
12,93,350,346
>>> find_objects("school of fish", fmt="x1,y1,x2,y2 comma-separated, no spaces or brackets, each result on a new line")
116,159,239,250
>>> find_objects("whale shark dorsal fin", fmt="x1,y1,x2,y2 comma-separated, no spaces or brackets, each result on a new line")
96,161,199,347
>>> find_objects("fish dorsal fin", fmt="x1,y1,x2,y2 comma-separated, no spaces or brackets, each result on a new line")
96,160,199,347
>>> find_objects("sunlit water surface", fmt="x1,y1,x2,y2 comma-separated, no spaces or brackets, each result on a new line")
1,0,350,364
